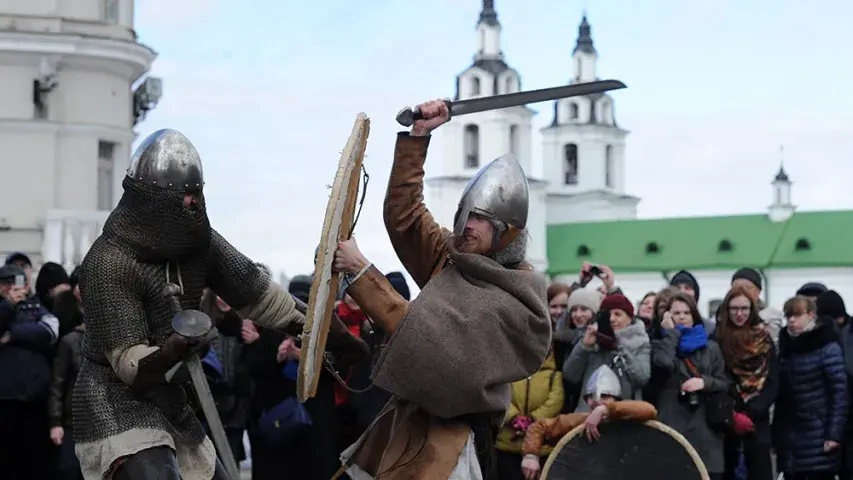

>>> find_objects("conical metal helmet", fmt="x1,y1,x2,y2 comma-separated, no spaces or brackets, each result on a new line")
453,154,529,237
127,129,204,191
583,364,622,402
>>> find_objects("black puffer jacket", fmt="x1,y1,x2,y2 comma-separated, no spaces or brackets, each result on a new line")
48,326,85,428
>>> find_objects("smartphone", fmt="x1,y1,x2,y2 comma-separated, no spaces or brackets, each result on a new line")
14,275,24,288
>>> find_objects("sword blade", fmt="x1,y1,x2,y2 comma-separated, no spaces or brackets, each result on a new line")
452,79,626,116
186,355,240,480
396,79,626,127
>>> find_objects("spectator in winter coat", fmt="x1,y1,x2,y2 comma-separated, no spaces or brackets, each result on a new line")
636,291,656,328
714,286,778,480
651,292,730,477
49,322,85,480
797,283,829,302
730,268,785,347
773,296,847,480
0,263,60,479
563,293,651,412
554,287,601,412
817,289,853,478
670,270,717,333
496,351,564,480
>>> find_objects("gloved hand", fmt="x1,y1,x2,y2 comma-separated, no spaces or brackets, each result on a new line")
732,411,755,435
131,329,218,394
326,313,369,369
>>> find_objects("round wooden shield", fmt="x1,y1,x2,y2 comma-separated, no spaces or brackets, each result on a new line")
297,113,370,402
541,420,709,480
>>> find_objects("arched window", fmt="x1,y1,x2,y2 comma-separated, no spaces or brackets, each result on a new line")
464,125,480,169
605,144,613,188
509,125,519,156
570,103,579,120
470,77,481,96
563,143,578,185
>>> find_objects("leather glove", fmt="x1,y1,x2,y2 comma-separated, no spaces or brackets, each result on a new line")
325,313,369,369
131,328,218,394
732,411,755,435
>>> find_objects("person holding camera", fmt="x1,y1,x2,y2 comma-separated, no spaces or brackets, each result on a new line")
563,292,651,413
650,292,730,479
0,263,61,479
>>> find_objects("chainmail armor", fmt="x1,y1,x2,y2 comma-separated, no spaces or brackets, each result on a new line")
73,178,271,454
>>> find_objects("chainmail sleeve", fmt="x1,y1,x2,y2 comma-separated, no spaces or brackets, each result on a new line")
206,229,304,333
79,243,158,385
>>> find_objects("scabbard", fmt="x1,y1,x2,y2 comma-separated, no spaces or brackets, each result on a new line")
186,354,240,480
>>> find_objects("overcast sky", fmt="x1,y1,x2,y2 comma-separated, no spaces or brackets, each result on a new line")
133,0,853,290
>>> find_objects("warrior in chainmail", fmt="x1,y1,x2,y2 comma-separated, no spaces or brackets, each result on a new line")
72,129,367,480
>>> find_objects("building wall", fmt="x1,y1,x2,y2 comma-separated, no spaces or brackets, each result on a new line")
0,0,153,264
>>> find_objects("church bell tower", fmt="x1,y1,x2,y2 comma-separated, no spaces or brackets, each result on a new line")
424,0,548,272
541,15,639,225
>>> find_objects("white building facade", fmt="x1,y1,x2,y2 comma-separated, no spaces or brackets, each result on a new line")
0,0,158,270
426,3,852,315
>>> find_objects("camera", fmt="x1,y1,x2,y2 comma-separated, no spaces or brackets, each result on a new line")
681,390,701,408
589,265,602,276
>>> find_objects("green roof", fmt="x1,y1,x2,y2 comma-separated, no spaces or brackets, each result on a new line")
546,210,853,276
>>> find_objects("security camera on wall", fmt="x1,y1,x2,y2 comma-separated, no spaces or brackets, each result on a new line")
38,57,58,90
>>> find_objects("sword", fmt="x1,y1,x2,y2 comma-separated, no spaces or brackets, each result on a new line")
395,79,627,127
164,288,240,480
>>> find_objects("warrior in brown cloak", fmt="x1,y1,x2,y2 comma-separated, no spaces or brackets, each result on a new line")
330,99,552,479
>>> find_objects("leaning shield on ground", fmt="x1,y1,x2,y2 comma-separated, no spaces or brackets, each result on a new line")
541,420,709,480
297,113,370,402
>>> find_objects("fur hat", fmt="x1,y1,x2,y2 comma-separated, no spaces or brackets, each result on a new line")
35,262,70,297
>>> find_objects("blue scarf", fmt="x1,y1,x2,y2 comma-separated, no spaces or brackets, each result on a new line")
676,324,708,357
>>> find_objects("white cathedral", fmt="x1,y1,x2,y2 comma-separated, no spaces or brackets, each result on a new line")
422,1,853,313
425,2,633,274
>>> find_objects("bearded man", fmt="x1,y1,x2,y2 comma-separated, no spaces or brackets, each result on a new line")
331,99,552,480
73,129,367,480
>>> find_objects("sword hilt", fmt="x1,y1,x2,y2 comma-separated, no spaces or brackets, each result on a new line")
395,99,452,127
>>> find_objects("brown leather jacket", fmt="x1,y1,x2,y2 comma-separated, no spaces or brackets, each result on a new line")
344,133,473,479
522,400,658,456
48,326,85,428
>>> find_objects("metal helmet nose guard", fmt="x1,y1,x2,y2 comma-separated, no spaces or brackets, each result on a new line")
127,129,204,191
454,154,529,248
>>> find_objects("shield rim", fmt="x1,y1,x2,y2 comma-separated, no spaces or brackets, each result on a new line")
297,113,370,402
540,419,709,480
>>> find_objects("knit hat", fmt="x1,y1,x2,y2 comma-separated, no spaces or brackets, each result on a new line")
797,282,828,298
670,270,700,301
731,267,762,290
386,271,410,301
567,288,602,314
287,274,313,304
817,290,848,320
600,293,635,318
35,262,70,297
5,252,31,267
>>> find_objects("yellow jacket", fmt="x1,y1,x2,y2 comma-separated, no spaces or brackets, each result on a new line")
496,351,564,456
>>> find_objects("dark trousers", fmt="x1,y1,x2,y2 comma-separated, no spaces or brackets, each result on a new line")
495,450,525,480
840,433,853,479
57,428,83,480
723,435,774,480
0,399,56,480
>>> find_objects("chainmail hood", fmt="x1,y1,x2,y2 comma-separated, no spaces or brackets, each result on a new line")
101,177,211,262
